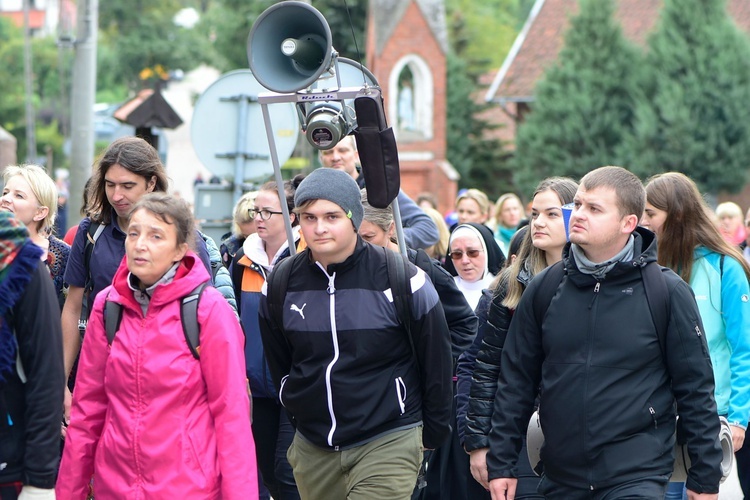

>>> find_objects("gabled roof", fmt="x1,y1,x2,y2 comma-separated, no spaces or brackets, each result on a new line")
486,0,750,103
369,0,449,55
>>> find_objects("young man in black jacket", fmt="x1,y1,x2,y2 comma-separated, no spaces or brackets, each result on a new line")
259,168,453,500
487,167,722,500
0,212,64,500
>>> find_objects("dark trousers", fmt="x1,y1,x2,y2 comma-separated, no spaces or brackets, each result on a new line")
538,475,669,500
737,442,750,498
252,397,300,500
0,484,21,500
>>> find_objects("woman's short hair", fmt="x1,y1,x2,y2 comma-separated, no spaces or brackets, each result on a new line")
89,137,169,225
2,164,58,234
361,188,394,233
715,201,743,219
456,188,491,217
129,192,194,249
231,191,257,236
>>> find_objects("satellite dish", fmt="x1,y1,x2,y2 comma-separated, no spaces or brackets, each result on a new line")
191,69,299,180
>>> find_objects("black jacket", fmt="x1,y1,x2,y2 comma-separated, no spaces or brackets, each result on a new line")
408,248,477,360
259,238,453,450
486,228,723,493
0,260,65,488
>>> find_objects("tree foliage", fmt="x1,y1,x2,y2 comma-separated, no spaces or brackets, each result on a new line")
512,0,643,195
623,0,750,194
445,13,512,198
98,0,214,92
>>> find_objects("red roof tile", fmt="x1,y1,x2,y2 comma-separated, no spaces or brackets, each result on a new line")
488,0,750,102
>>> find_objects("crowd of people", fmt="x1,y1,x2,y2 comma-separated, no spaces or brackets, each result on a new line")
0,133,748,500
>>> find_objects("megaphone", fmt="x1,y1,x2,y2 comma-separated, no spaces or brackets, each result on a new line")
304,58,379,149
247,1,334,94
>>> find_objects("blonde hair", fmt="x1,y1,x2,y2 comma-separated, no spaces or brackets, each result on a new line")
231,191,257,236
2,164,58,234
423,207,450,259
456,189,491,219
715,201,743,219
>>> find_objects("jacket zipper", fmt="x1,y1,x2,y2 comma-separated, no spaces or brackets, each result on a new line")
585,280,601,487
317,263,340,448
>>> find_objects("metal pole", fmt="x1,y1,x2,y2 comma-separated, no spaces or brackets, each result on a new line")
233,96,250,204
68,0,98,228
392,197,407,256
23,0,36,163
261,102,296,256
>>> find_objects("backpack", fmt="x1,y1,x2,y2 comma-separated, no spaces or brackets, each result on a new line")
265,248,419,372
532,259,669,353
103,282,210,359
78,222,106,333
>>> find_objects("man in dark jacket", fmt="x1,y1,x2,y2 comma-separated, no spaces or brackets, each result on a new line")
0,212,64,500
259,168,453,500
487,167,722,500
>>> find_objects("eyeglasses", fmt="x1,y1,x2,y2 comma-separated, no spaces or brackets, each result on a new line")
449,249,482,260
248,208,284,221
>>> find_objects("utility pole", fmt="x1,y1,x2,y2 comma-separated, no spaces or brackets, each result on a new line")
68,0,98,228
23,0,36,163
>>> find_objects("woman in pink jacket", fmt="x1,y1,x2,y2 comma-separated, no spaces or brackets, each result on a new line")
57,193,258,499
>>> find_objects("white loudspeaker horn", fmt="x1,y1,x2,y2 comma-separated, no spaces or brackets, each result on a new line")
304,58,380,150
247,1,333,94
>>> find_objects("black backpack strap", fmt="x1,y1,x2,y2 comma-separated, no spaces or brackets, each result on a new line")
231,247,246,311
532,261,565,327
641,262,670,357
266,253,296,330
104,291,123,346
80,222,106,334
181,281,210,360
385,249,419,375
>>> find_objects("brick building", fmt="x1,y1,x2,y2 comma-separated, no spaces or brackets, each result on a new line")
366,0,458,215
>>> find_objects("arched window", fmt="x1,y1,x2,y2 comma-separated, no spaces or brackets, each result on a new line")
389,55,433,142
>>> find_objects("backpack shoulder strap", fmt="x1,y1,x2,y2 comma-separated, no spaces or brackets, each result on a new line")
266,253,297,330
231,247,246,311
532,260,565,327
181,281,211,360
104,291,123,346
385,249,419,374
641,261,670,356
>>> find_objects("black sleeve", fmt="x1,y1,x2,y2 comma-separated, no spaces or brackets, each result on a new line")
417,253,477,359
410,266,453,449
258,268,293,394
486,278,545,480
455,289,491,446
15,261,65,488
463,285,513,451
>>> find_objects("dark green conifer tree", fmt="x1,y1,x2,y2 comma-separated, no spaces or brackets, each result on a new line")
512,0,643,194
623,0,750,194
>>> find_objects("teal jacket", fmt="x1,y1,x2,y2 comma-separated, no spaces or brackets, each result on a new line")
690,247,750,428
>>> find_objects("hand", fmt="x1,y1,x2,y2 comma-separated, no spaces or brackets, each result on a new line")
62,386,72,438
18,486,55,500
469,448,490,490
489,478,517,500
730,424,745,452
686,490,718,500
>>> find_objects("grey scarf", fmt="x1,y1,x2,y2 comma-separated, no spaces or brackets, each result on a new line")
571,235,635,280
128,262,180,316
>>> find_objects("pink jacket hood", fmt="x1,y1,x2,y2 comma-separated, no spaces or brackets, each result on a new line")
57,252,258,499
